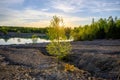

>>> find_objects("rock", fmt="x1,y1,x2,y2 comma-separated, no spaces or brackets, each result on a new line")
1,61,9,66
0,55,5,60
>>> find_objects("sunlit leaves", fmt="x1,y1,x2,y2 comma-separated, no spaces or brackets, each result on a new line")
46,16,72,60
72,16,120,41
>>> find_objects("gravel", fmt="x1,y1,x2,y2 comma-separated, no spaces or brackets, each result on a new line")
0,40,120,80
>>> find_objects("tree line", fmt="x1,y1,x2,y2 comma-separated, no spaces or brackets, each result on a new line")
0,26,47,34
72,16,120,41
0,16,120,41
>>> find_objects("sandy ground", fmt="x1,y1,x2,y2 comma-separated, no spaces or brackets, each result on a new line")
0,40,120,80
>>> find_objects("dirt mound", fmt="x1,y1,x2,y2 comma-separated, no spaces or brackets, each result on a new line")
65,53,120,79
0,48,94,80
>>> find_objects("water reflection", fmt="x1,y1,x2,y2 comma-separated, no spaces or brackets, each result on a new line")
31,34,38,43
0,38,50,45
17,38,21,42
32,38,38,43
5,39,9,42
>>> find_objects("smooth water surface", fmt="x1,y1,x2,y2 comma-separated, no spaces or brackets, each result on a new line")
0,38,50,45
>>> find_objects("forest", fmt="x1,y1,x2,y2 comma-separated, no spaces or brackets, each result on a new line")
72,16,120,40
0,26,47,34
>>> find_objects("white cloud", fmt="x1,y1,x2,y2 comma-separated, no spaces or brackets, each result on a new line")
53,4,75,13
50,0,84,13
41,8,49,12
49,0,120,13
85,0,120,12
0,0,120,27
0,7,93,27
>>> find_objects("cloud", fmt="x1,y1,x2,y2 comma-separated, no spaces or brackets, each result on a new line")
23,20,50,27
49,0,120,13
85,0,120,12
0,7,92,27
51,1,75,13
50,0,84,13
41,8,49,12
0,0,24,4
0,0,24,7
0,0,120,27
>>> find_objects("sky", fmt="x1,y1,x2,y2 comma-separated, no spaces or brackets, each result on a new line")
0,0,120,27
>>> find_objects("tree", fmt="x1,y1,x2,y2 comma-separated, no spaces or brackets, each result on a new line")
64,27,72,39
72,16,120,41
0,27,8,35
46,16,72,61
32,34,38,43
107,16,116,39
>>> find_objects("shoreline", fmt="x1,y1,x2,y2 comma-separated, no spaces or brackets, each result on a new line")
0,32,46,39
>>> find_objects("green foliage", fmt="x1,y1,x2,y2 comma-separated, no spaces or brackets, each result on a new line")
32,34,38,38
0,26,47,33
72,16,120,41
47,42,72,59
46,16,72,60
32,34,38,43
17,30,21,34
64,27,72,39
47,16,66,40
0,27,8,34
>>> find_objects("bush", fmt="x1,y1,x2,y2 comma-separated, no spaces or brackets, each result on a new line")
64,63,75,72
32,34,38,43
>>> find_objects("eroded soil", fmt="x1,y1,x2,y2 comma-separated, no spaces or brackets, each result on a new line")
0,40,120,80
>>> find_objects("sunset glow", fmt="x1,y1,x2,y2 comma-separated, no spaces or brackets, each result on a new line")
0,0,120,27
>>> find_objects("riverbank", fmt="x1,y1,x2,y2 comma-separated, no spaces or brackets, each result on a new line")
0,40,120,80
0,32,46,39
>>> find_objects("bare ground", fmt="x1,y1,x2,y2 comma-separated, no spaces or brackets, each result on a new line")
0,40,120,80
0,48,92,80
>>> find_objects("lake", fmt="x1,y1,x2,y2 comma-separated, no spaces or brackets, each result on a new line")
0,38,50,45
